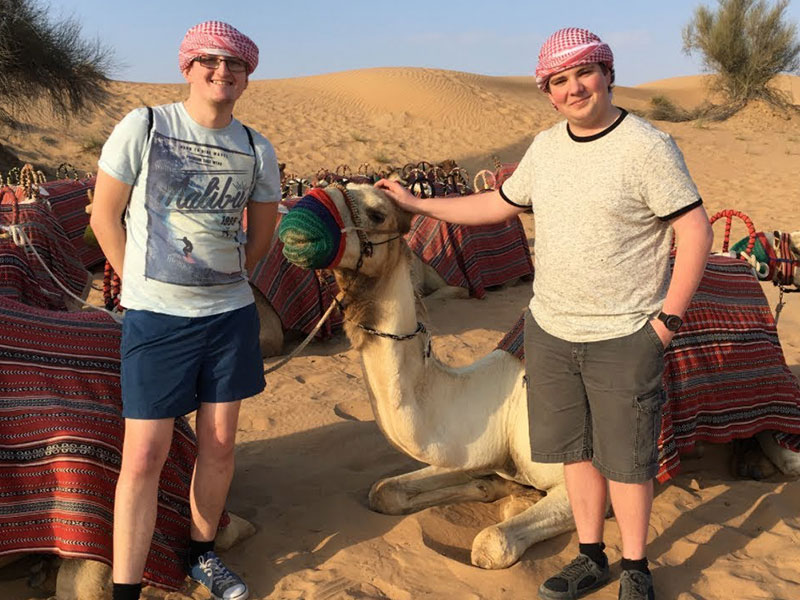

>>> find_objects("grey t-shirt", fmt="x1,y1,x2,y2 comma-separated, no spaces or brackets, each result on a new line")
99,102,281,317
501,110,701,342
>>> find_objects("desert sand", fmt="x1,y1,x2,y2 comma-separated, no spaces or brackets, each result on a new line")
2,68,800,600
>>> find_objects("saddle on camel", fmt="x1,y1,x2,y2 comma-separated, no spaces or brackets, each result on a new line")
277,182,800,570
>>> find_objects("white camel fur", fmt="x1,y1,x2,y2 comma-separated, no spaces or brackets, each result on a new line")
280,183,800,570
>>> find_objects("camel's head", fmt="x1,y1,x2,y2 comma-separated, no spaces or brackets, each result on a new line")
279,183,412,278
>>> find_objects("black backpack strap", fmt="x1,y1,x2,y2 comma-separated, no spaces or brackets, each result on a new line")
243,124,255,154
242,124,257,197
146,106,154,142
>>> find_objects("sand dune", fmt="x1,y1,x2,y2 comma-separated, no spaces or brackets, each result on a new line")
2,68,800,600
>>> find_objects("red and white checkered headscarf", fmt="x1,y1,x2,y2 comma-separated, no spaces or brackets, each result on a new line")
535,28,613,92
179,21,259,75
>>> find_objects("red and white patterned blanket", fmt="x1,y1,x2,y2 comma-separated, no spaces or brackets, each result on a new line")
0,297,223,590
249,237,343,337
406,214,533,299
495,255,800,482
1,186,90,310
40,177,105,269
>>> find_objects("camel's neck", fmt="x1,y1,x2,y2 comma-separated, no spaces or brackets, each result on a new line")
339,252,419,350
341,253,514,468
339,253,433,455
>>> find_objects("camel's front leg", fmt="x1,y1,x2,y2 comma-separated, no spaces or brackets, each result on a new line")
369,466,520,515
471,482,573,569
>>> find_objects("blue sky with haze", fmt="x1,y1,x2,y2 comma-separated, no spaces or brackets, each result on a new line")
57,0,800,86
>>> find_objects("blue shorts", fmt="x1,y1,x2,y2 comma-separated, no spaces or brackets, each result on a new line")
121,303,265,419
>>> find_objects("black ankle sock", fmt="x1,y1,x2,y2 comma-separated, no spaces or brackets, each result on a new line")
621,556,650,574
579,542,607,567
188,539,215,565
112,582,142,600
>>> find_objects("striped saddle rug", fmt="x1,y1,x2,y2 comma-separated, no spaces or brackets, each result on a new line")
40,177,105,269
0,298,219,590
406,214,533,299
250,213,533,336
1,186,90,310
496,255,800,482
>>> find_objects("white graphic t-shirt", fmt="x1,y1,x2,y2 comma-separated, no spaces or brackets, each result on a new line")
99,102,281,317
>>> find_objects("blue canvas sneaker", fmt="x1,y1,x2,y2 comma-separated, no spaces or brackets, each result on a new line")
188,550,249,600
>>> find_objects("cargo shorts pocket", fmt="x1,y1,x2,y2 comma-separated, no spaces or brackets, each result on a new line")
642,321,666,354
633,389,666,469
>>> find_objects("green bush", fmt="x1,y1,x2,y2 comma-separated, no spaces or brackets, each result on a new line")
0,0,113,125
683,0,800,115
649,95,695,121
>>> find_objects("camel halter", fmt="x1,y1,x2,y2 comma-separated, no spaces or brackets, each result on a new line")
331,183,403,270
329,183,428,344
264,184,407,374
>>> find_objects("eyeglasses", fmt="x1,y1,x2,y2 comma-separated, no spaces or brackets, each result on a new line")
192,55,247,73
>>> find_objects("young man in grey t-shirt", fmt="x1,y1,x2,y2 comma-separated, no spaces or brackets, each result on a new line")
376,27,713,600
91,21,280,600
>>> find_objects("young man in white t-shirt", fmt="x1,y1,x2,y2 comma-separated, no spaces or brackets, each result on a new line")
91,21,280,600
376,28,713,600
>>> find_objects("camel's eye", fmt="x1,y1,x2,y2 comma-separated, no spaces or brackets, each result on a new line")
366,208,386,224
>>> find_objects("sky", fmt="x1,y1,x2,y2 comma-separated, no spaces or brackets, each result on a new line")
55,0,800,87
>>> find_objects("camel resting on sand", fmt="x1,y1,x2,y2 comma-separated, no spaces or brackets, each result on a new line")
278,183,800,570
279,183,573,569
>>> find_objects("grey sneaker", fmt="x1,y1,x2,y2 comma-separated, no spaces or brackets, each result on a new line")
188,550,249,600
538,553,611,599
618,569,655,600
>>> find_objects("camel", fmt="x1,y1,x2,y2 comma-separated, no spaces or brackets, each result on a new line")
278,183,800,570
279,182,574,569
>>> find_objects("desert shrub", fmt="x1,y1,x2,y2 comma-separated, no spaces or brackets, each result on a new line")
683,0,800,115
0,0,113,125
649,95,695,121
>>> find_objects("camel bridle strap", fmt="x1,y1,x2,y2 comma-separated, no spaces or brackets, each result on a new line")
333,183,372,269
332,183,403,269
263,286,345,375
358,321,427,340
773,232,799,287
355,318,432,359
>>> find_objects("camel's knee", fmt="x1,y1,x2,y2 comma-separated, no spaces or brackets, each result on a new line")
56,559,112,600
215,512,257,551
368,478,414,515
471,524,521,570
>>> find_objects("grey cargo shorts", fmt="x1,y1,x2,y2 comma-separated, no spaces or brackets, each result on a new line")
524,309,667,483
